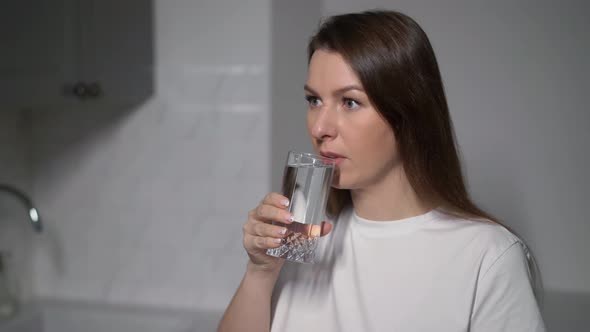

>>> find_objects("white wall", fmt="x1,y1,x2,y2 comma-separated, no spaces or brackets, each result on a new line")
30,0,270,311
270,0,322,190
317,0,589,329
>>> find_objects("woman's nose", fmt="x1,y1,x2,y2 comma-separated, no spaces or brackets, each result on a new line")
310,106,338,141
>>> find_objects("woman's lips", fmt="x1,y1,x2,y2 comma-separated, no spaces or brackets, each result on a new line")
330,157,345,166
320,151,346,166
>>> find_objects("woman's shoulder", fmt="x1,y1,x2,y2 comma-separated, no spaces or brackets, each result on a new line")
433,208,519,238
430,208,526,264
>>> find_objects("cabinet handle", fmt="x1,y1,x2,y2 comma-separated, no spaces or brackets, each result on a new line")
72,82,87,98
68,82,102,99
87,82,102,98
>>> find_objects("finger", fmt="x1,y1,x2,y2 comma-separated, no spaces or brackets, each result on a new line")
245,233,282,250
320,221,332,237
261,192,291,209
254,204,293,224
251,222,289,238
287,221,333,238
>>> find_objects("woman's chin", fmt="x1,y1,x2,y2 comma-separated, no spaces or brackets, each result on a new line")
331,175,362,190
331,180,349,190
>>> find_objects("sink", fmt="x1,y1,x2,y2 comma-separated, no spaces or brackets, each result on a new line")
0,299,222,332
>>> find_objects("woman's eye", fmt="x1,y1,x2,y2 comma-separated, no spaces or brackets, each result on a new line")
305,95,322,108
343,98,361,110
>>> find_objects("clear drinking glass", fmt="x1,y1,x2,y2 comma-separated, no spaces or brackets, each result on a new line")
266,151,335,263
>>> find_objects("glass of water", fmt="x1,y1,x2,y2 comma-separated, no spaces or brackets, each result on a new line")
266,150,335,263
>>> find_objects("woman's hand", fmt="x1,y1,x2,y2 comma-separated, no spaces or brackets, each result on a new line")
242,192,332,274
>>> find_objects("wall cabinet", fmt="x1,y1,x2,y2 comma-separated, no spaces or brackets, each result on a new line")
0,0,153,109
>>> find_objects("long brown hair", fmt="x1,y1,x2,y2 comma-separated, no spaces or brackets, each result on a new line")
307,10,543,303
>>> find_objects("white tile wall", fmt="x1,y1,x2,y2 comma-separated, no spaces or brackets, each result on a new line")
29,0,271,311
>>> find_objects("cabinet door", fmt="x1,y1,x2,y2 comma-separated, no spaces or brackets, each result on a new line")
0,0,77,109
80,0,154,106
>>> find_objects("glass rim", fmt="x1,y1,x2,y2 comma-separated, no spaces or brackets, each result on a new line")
288,150,337,165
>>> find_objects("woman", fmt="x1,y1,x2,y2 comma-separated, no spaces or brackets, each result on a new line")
218,10,545,332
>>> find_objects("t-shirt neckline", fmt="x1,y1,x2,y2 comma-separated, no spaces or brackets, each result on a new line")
351,207,440,237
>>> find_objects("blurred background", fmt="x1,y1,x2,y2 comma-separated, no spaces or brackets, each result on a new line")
0,0,588,331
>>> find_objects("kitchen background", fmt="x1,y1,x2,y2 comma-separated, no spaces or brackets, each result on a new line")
0,0,588,331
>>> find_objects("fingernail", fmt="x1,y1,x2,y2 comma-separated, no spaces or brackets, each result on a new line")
286,214,294,222
278,228,287,235
282,199,290,207
274,238,282,244
310,224,321,238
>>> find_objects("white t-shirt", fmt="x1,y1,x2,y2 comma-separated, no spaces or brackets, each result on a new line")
270,206,546,332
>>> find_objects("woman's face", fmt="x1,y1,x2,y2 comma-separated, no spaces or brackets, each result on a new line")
305,50,400,190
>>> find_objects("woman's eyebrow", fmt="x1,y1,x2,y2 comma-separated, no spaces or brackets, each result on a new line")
304,84,365,96
304,84,319,95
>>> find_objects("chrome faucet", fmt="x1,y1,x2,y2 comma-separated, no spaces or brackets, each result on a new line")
0,184,42,233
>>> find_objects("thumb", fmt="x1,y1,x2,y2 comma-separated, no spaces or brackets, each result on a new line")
299,221,333,237
320,221,332,237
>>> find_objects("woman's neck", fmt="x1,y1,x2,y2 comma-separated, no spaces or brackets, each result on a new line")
350,165,436,221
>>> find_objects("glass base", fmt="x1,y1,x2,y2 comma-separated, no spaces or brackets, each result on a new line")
266,232,319,264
